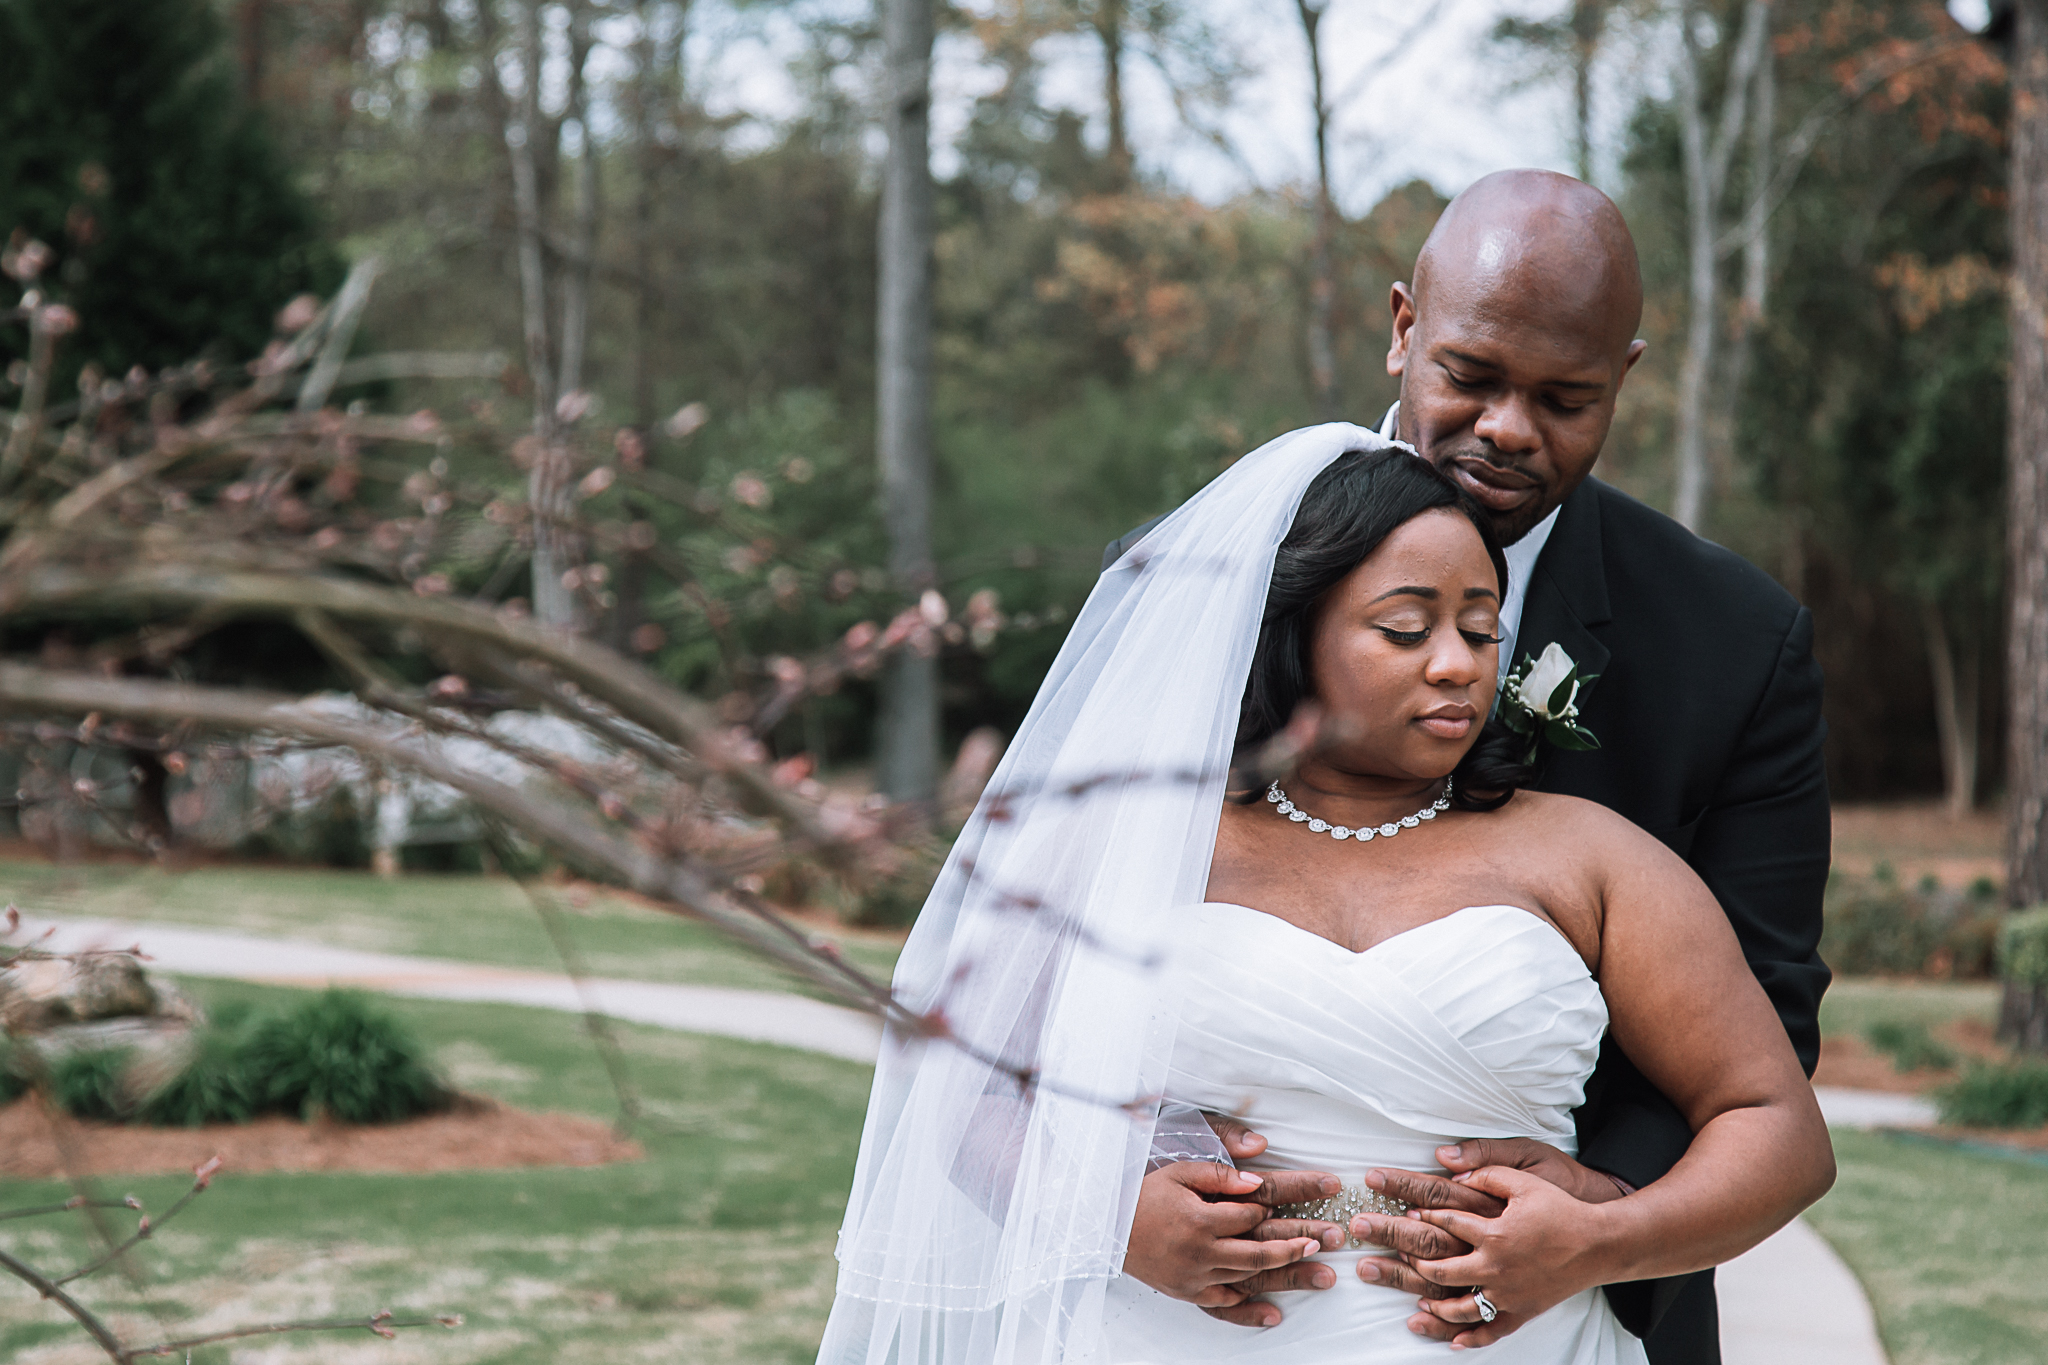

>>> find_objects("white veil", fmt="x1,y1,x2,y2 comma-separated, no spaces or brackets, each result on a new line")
819,423,1389,1365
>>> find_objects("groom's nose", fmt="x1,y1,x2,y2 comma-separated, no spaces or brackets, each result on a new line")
1472,394,1542,457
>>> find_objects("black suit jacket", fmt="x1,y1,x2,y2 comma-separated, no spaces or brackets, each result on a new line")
1105,476,1831,1365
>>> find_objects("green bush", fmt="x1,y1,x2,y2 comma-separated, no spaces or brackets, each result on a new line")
1864,1020,1956,1072
1822,868,2001,978
1999,906,2048,990
1935,1059,2048,1129
0,1037,28,1105
241,990,448,1124
50,1048,131,1121
139,1025,257,1128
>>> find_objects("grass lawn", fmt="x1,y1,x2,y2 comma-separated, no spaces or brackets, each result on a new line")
1809,1130,2048,1365
1819,977,2004,1041
0,976,873,1364
0,856,904,999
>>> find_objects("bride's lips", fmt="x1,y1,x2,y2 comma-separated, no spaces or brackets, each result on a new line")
1416,706,1476,740
1448,457,1541,513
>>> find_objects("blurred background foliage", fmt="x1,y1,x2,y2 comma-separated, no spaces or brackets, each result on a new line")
0,0,2013,801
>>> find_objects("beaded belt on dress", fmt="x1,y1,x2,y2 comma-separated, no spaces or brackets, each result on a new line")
1272,1184,1412,1249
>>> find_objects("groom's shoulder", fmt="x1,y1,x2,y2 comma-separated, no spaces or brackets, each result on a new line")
1580,478,1802,627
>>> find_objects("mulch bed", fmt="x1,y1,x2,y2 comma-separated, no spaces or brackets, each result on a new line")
1812,1019,2012,1095
0,1093,642,1180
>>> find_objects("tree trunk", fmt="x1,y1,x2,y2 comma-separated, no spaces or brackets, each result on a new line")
1098,0,1131,185
506,0,580,630
558,3,599,400
1922,600,1979,819
876,0,940,806
1569,1,1603,183
630,0,663,429
1672,18,1717,532
1296,0,1339,421
235,0,269,102
1670,0,1771,532
2004,0,2048,1049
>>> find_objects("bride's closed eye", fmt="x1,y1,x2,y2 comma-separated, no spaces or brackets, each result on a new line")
1375,627,1504,647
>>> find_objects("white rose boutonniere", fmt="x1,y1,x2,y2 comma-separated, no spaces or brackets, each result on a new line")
1499,641,1600,765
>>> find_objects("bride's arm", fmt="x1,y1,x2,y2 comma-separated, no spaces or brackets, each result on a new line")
1402,803,1834,1332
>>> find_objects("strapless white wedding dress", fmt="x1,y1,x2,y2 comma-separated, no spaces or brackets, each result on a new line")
1100,902,1650,1364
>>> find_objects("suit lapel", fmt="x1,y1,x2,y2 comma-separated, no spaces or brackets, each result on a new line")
1516,479,1612,687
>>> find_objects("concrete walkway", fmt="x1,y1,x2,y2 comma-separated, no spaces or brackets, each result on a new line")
16,915,1896,1363
18,915,885,1064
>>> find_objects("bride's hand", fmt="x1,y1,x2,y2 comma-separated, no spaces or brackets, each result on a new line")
1122,1162,1343,1324
1399,1165,1622,1347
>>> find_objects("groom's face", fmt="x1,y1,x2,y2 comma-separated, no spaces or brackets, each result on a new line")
1386,271,1646,546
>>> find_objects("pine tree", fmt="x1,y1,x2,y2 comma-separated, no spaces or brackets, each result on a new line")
0,0,339,384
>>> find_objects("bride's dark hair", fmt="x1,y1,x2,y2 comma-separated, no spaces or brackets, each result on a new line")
1235,446,1535,811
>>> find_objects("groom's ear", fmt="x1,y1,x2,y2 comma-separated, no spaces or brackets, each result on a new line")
1615,338,1648,388
1387,282,1418,378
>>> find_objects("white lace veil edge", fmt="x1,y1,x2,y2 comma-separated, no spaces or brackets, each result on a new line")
815,423,1389,1365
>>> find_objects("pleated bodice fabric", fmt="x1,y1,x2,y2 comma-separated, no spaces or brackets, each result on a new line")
1099,902,1649,1364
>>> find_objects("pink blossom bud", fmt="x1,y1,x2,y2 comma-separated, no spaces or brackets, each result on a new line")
919,590,949,627
579,465,616,498
36,303,78,336
276,294,321,332
730,473,771,509
555,389,594,424
664,401,708,439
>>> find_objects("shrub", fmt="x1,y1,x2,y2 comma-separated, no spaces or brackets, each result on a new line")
1999,906,2048,990
0,1036,28,1104
139,1025,257,1128
241,990,447,1124
50,1048,131,1121
1935,1059,2048,1129
1821,868,2001,978
1864,1020,1955,1072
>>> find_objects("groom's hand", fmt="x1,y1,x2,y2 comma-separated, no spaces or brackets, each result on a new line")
1123,1162,1343,1323
1348,1139,1626,1344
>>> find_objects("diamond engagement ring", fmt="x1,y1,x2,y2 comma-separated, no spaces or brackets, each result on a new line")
1472,1289,1499,1324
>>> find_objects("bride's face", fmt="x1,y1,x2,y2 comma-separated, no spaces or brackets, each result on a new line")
1305,508,1502,782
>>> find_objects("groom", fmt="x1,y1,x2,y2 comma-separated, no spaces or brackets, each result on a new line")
1110,170,1830,1365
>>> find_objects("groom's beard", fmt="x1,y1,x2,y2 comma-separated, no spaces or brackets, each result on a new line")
1429,443,1556,546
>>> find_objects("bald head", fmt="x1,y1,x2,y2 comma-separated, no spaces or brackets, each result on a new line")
1387,170,1648,544
1417,170,1643,361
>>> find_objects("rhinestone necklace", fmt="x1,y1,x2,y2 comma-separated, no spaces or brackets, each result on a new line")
1266,776,1452,842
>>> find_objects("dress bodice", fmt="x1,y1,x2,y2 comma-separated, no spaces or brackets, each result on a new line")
1165,902,1608,1179
1099,902,1646,1365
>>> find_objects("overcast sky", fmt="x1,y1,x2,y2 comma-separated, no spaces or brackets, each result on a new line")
684,0,1671,212
679,0,1991,213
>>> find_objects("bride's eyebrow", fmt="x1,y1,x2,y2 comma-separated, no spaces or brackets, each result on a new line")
1367,585,1438,604
1463,587,1501,603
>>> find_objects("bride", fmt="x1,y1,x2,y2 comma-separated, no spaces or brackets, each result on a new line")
817,425,1832,1365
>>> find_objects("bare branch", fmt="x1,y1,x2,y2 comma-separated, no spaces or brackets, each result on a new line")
1716,34,1978,260
124,1311,461,1359
0,1245,129,1361
0,664,884,1008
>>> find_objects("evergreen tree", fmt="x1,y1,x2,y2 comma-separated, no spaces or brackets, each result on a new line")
0,0,339,384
